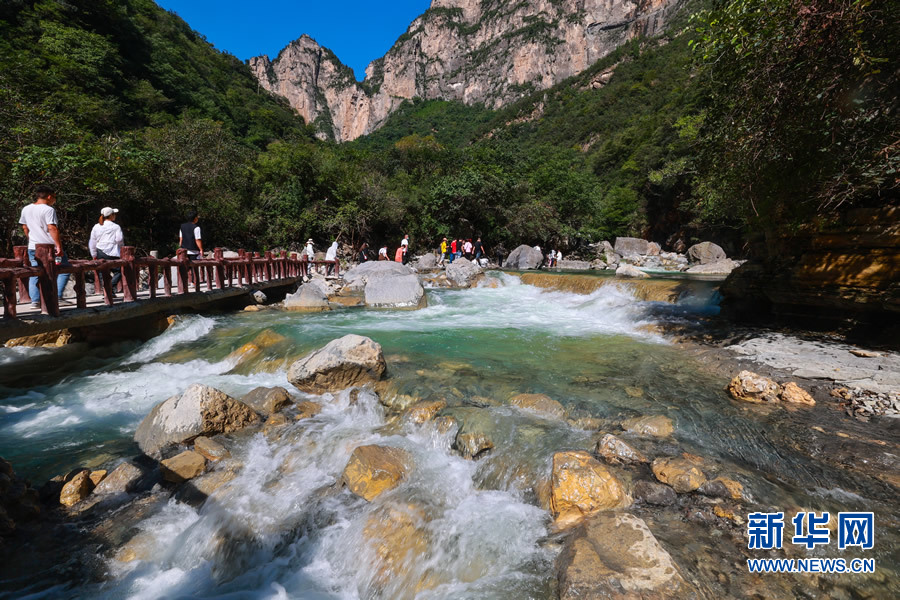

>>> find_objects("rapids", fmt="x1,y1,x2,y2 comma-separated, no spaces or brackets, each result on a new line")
0,272,896,599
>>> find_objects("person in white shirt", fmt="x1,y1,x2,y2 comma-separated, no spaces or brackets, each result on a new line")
89,207,124,293
19,185,70,307
324,241,338,275
400,235,409,248
305,239,315,259
378,246,388,260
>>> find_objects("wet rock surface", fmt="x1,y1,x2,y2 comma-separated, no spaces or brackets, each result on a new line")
550,451,629,528
342,445,412,501
287,334,386,394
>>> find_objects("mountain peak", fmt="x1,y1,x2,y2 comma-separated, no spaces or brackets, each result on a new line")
253,0,682,141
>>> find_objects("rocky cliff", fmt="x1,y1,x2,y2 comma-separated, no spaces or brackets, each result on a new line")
250,0,680,141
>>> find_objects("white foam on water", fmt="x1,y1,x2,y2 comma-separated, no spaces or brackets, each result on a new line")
0,345,52,365
122,315,218,365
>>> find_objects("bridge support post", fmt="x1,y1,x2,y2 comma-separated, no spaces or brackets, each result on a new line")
176,249,189,294
13,247,29,303
121,246,138,302
33,244,60,317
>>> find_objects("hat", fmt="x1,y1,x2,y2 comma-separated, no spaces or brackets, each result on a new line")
100,207,119,217
307,239,314,243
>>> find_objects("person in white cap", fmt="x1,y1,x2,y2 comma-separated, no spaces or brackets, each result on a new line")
89,206,124,293
304,239,315,259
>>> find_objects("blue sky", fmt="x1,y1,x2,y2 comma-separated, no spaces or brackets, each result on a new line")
155,1,431,80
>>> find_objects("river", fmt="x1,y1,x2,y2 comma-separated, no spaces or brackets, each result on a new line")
0,272,895,599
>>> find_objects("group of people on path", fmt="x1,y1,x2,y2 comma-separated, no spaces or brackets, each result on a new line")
356,235,412,265
439,237,484,265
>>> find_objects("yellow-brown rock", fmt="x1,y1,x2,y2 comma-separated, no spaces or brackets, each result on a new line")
550,451,629,528
160,450,207,484
651,457,707,493
727,370,781,403
88,470,107,486
404,400,447,425
294,401,323,420
596,434,648,464
59,470,94,507
342,445,412,501
780,382,816,406
4,329,75,348
509,393,567,420
621,414,674,438
362,504,429,588
193,436,230,462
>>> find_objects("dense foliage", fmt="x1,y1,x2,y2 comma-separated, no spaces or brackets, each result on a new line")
1,0,896,260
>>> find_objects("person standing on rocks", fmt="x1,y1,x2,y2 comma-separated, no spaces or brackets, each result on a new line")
358,242,370,263
400,234,410,265
463,239,473,260
449,239,458,263
19,185,71,308
394,245,405,263
474,237,484,263
378,245,388,260
325,241,338,276
439,237,448,266
89,207,124,295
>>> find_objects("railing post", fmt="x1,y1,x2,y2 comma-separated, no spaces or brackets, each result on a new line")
121,246,138,302
74,269,86,309
33,244,59,316
214,248,224,289
176,248,189,294
3,276,16,319
13,246,29,303
149,262,158,299
265,251,273,281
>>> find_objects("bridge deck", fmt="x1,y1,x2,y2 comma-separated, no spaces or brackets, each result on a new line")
0,276,300,343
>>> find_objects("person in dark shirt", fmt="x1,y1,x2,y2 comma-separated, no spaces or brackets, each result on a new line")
358,242,370,263
178,210,203,260
474,237,484,261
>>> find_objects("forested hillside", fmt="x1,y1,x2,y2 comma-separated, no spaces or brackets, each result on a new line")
1,0,896,259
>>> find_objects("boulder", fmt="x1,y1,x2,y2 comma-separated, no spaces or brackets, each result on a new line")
342,261,416,292
445,257,484,287
362,504,429,586
193,436,230,462
160,450,207,484
687,241,726,264
287,334,386,394
685,259,738,275
364,274,426,308
589,259,607,270
550,451,629,528
241,386,293,416
414,253,438,269
596,433,648,464
93,461,146,495
604,251,621,267
780,382,816,406
633,480,677,506
509,393,567,420
614,237,651,257
88,470,107,486
294,401,323,420
283,280,330,312
133,384,259,457
342,445,412,501
615,264,650,279
647,242,661,255
727,370,781,404
59,470,94,507
621,414,674,438
505,244,544,270
251,290,267,305
404,400,447,425
651,457,706,493
557,512,696,600
698,477,745,501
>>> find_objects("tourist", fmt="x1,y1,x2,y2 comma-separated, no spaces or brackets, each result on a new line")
179,210,204,260
358,242,370,262
463,239,473,260
400,235,410,265
325,241,338,275
474,237,484,262
19,185,71,308
495,243,507,268
549,249,557,268
394,246,404,262
449,239,458,263
456,239,463,261
439,237,448,265
378,245,388,260
89,207,124,295
304,238,315,260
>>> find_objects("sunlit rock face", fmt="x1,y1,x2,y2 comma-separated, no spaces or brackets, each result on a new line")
250,0,681,141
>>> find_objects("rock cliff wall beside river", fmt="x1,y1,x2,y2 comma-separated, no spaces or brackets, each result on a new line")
721,205,900,346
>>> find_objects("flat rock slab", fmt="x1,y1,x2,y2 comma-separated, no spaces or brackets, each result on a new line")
728,333,900,394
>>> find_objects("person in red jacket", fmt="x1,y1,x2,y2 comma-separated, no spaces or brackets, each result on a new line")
449,239,458,263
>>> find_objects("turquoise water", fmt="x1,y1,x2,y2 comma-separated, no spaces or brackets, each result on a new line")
0,273,895,599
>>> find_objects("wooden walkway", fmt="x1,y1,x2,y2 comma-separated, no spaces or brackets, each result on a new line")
0,245,336,343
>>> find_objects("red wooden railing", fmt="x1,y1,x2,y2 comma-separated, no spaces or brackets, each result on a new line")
0,245,339,319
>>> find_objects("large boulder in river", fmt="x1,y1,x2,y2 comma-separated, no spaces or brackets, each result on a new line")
550,451,629,528
241,386,293,415
557,512,696,600
414,253,439,269
287,334,386,394
685,259,738,275
134,384,259,457
614,237,651,257
283,280,330,311
445,257,483,287
651,457,707,493
615,264,650,279
505,245,544,270
687,241,726,264
364,274,426,308
342,261,415,292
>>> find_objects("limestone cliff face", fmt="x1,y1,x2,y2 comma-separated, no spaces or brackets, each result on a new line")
250,0,680,141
